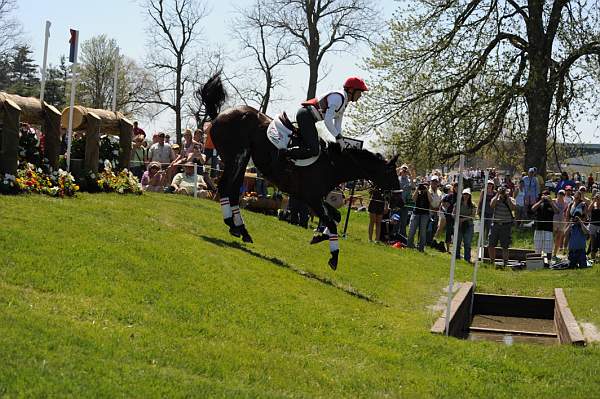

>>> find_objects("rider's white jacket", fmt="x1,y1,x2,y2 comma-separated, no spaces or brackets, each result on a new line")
316,91,347,138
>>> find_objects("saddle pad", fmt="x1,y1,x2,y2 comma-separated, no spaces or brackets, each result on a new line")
267,115,320,167
267,117,292,150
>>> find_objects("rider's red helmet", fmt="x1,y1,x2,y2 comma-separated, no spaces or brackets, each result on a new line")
343,76,369,92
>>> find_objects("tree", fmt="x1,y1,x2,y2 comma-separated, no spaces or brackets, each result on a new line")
7,45,40,97
355,0,600,175
43,56,70,109
140,0,208,145
0,0,21,57
264,0,380,100
78,35,155,116
231,0,300,113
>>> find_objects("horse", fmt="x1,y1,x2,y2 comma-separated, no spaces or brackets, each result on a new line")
199,73,400,270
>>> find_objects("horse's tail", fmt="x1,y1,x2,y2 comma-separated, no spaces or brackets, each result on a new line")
199,72,227,121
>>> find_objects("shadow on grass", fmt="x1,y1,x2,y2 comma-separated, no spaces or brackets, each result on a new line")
199,235,387,306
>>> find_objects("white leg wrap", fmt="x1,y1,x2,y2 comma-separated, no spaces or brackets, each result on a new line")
220,197,232,219
232,205,244,226
329,234,339,252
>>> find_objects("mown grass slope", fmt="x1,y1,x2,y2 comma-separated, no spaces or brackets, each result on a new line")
1,193,599,398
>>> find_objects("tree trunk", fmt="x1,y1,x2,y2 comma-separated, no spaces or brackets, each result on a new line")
306,55,319,99
524,88,552,177
261,72,271,114
175,64,182,146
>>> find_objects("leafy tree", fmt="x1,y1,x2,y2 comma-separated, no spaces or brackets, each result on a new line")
0,0,21,57
354,0,600,175
43,56,70,109
264,0,380,100
7,45,39,97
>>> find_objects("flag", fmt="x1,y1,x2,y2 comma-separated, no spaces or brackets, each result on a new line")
68,29,79,63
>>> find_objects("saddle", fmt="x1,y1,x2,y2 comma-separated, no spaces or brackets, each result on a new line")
279,112,298,135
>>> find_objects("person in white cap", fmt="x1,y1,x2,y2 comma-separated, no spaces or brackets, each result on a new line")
455,188,476,262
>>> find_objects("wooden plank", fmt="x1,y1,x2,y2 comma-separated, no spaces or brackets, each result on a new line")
554,288,586,346
469,326,557,337
473,293,555,319
431,282,473,337
482,247,535,261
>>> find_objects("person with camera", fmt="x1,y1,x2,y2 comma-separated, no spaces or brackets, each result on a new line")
565,210,590,268
532,190,559,264
407,182,432,252
488,184,516,267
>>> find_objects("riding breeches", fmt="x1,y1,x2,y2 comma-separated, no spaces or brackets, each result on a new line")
287,107,320,160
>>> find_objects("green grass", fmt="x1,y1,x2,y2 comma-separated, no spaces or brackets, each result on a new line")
1,193,600,398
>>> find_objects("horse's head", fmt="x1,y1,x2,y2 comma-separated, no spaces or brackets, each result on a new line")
371,154,400,191
336,146,400,190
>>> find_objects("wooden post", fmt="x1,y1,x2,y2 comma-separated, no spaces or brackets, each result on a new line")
85,112,101,173
42,103,62,169
119,118,133,169
0,97,21,177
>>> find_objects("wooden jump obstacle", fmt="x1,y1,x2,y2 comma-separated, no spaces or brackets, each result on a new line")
60,105,133,173
0,92,61,176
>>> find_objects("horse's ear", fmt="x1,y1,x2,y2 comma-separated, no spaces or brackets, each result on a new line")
387,154,399,166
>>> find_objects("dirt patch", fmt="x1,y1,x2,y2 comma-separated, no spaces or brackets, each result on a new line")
580,322,600,343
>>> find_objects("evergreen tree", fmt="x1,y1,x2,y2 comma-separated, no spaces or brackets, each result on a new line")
8,45,40,97
43,56,70,109
0,53,11,91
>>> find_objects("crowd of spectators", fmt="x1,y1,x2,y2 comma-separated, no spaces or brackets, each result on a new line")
368,165,599,269
130,123,219,199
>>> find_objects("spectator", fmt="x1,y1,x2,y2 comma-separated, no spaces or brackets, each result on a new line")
532,190,559,264
588,173,595,190
565,185,574,206
288,196,309,228
441,182,459,252
182,129,194,156
556,171,575,193
408,182,432,252
130,134,147,180
132,121,146,137
503,174,515,193
172,143,181,157
397,164,413,238
587,193,600,261
488,185,516,268
148,132,175,165
514,179,526,226
477,180,495,244
455,188,475,263
141,161,164,192
579,185,591,206
553,190,568,259
171,162,212,198
203,122,219,177
568,190,587,221
428,176,443,244
523,167,540,217
565,211,590,268
165,134,171,144
368,187,385,242
151,132,160,145
194,128,203,143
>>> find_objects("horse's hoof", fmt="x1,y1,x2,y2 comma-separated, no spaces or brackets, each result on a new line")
241,226,253,243
229,225,242,238
310,233,329,245
328,250,339,271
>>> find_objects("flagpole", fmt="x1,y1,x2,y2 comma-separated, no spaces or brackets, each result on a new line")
39,21,51,104
112,47,119,112
66,30,79,173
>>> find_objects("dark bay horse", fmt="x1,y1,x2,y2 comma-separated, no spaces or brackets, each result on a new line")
200,73,399,269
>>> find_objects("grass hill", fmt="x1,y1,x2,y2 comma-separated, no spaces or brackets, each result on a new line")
1,193,600,398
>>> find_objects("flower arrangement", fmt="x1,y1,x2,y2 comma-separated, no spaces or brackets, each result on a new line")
18,125,44,167
95,163,141,195
4,163,79,198
99,135,121,168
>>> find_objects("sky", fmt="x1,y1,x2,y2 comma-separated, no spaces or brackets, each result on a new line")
14,0,598,144
15,0,397,143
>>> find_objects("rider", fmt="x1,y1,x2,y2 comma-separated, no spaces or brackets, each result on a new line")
282,76,369,160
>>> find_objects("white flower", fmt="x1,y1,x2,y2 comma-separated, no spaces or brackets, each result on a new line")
117,188,124,194
112,150,119,155
90,173,96,179
19,150,26,156
36,168,42,173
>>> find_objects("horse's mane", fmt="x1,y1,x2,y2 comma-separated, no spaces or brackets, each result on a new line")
327,143,386,164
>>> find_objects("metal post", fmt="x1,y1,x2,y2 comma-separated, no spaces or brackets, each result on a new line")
342,182,356,237
66,31,79,173
470,170,489,317
39,21,51,104
445,155,465,336
112,47,119,112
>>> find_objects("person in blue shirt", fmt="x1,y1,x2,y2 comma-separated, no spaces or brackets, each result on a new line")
565,211,590,268
555,171,576,193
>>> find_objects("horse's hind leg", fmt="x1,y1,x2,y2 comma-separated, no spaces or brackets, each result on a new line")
226,149,253,243
308,199,340,270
